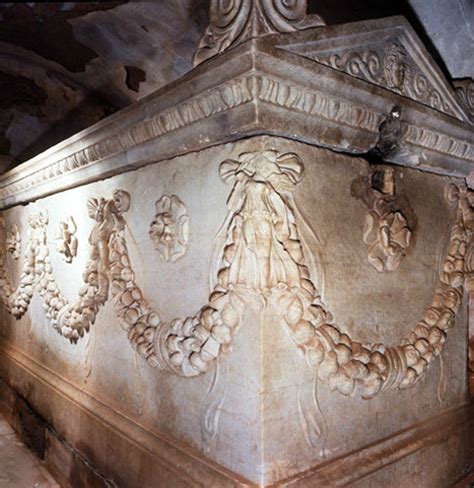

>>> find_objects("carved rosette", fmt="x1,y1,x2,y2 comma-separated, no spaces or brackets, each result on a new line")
149,195,189,262
193,0,325,65
354,168,413,273
363,209,411,272
363,181,412,272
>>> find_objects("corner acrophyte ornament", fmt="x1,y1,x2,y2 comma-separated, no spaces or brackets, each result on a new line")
193,0,325,66
453,78,474,120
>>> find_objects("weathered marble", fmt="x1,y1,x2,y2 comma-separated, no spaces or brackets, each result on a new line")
0,135,472,486
0,6,472,488
0,17,472,211
0,414,58,487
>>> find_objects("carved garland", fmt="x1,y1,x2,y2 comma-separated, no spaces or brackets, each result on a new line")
0,151,472,402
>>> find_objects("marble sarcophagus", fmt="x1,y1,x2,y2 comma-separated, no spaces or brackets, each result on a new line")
0,2,472,486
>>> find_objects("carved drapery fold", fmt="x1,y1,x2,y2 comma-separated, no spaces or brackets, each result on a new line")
193,0,325,66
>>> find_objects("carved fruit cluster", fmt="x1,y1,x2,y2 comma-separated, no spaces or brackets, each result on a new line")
283,183,471,398
278,234,391,398
160,254,244,377
0,242,34,317
108,227,161,366
108,205,243,376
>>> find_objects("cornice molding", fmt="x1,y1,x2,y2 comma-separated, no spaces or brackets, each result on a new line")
0,17,472,209
277,17,473,124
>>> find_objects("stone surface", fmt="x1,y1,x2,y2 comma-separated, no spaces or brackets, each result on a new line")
0,135,472,486
0,1,471,166
0,413,58,487
0,16,472,211
0,10,472,488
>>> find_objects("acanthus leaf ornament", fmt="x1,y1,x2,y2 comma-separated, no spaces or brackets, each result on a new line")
453,78,474,121
193,0,325,66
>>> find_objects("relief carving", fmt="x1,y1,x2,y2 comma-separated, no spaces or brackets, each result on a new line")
6,224,21,260
0,71,472,211
58,190,132,341
357,167,413,272
149,195,189,262
55,217,78,264
193,0,324,66
0,193,130,342
218,150,305,289
461,187,474,396
384,43,407,92
279,181,471,409
453,78,474,120
0,151,471,441
311,42,455,116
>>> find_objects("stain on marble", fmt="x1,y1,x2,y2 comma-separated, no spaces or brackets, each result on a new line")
0,414,58,487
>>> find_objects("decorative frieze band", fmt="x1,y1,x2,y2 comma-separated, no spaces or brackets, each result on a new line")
254,74,383,133
404,124,474,162
0,75,255,207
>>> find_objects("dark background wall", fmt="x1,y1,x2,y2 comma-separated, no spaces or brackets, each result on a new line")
0,0,471,169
